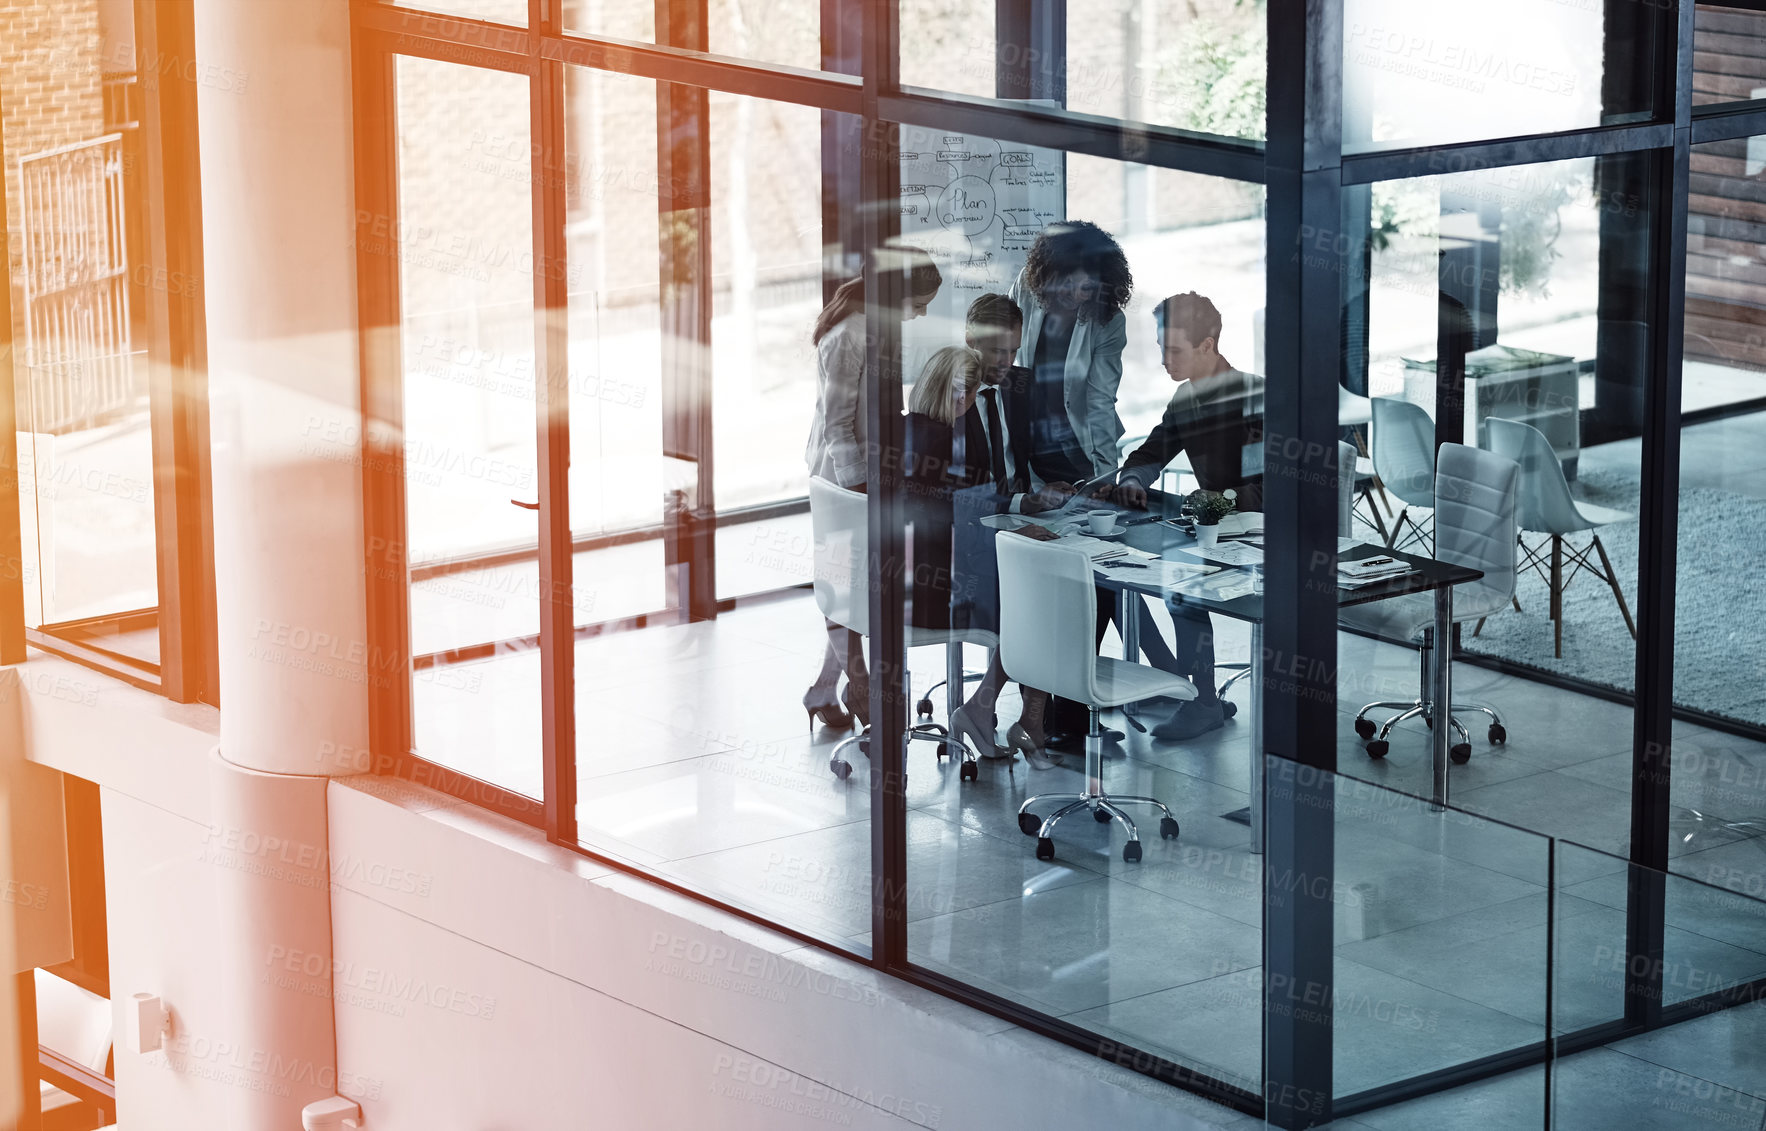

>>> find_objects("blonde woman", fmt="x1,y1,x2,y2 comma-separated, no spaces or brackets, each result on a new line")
905,347,1062,770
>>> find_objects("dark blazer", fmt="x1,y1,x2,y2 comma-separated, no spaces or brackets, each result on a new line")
994,365,1039,495
903,410,1009,632
1118,369,1266,512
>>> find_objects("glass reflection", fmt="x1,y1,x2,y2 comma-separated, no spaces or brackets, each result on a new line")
893,138,1268,1090
1342,0,1659,153
395,56,540,797
900,0,1267,140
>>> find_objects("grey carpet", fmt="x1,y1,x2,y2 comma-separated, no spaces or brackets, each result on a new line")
1458,467,1766,728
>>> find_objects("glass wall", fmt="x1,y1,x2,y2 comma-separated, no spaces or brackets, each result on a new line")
563,63,667,625
900,1,1266,140
1667,135,1766,999
1340,152,1652,866
1341,0,1659,153
897,138,1267,1088
395,55,542,799
4,0,160,662
353,1,1766,1125
569,83,872,939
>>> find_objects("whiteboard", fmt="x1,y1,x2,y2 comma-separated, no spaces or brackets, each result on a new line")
897,119,1064,392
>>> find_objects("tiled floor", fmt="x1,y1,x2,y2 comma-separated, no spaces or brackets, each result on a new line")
1342,999,1766,1129
410,542,1766,1123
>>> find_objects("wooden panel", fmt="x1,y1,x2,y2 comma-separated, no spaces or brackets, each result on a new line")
1686,17,1766,371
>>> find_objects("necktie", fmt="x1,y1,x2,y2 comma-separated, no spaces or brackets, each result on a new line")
979,387,1008,492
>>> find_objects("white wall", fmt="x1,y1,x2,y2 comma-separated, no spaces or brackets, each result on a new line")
325,779,1247,1131
9,654,1246,1131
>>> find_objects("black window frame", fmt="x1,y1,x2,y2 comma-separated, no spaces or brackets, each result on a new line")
349,0,1766,1124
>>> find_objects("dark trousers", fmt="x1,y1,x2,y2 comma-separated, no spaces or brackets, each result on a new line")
1167,605,1219,704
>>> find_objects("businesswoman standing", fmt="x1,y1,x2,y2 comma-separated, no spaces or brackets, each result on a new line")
1002,221,1183,750
1004,220,1133,488
802,245,943,732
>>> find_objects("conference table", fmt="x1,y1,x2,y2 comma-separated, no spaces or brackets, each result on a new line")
986,503,1482,854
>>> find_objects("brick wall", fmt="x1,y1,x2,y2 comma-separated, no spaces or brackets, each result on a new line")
1,0,109,395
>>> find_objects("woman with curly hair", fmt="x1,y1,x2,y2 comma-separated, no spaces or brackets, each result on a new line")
1001,221,1185,756
1001,219,1134,488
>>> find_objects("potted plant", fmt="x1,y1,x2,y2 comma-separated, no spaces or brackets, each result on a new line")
1188,489,1236,549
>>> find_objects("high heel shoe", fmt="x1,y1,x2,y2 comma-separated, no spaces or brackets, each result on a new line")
803,687,853,735
842,682,871,729
1006,723,1063,771
949,705,1009,762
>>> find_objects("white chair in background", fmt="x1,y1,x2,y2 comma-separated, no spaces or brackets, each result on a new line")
1342,443,1519,763
1484,417,1636,660
996,534,1194,862
809,477,998,781
1369,396,1437,552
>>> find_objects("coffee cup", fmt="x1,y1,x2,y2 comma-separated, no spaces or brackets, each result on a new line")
1086,510,1117,535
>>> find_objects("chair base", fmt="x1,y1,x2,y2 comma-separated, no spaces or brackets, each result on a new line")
1352,699,1506,763
829,664,976,780
1016,709,1179,863
828,722,970,778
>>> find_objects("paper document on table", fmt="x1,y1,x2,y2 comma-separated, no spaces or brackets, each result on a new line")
1096,558,1216,587
1216,512,1264,537
1338,572,1413,590
1337,555,1414,588
1172,569,1255,601
1092,544,1158,561
1200,542,1263,567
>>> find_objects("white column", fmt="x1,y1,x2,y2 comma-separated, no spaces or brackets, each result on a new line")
204,753,337,1127
195,0,370,779
187,2,362,1126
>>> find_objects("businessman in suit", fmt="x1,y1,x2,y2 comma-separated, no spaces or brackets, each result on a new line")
1114,291,1265,740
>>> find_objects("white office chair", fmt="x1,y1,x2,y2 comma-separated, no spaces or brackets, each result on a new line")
1213,441,1359,705
1370,396,1436,552
1340,387,1397,541
1341,443,1519,763
809,477,998,782
1484,418,1636,660
996,534,1195,862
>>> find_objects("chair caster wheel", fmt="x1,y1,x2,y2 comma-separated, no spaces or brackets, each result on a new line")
1354,717,1376,740
959,760,978,782
1036,837,1055,861
1019,812,1041,837
1450,743,1472,764
1221,700,1238,720
1123,840,1142,863
830,759,852,780
1160,816,1180,840
1093,806,1113,824
858,736,871,758
1488,724,1507,745
916,697,933,720
1366,740,1389,759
